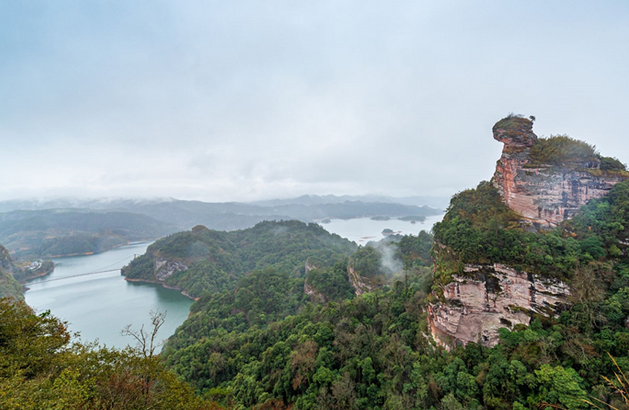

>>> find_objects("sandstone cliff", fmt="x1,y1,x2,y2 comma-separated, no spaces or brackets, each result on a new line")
493,116,627,229
428,115,628,348
428,255,570,347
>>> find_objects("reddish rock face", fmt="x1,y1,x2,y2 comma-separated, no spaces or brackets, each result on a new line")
428,263,570,348
492,117,627,228
492,116,537,148
427,116,628,349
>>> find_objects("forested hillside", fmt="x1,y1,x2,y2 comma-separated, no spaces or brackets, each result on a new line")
122,221,358,298
0,245,22,300
155,229,434,409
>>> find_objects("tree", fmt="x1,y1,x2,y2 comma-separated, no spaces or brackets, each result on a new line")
121,309,166,358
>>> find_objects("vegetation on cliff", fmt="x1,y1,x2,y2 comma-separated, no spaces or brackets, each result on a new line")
528,134,627,175
529,135,598,167
492,114,534,135
433,179,629,283
0,298,217,410
122,221,357,298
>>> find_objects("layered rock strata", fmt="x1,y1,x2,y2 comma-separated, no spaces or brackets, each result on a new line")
428,263,570,347
428,115,627,348
493,117,627,229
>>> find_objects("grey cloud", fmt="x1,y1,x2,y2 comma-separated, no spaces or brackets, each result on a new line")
0,1,627,202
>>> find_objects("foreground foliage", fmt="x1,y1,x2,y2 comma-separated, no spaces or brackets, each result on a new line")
0,298,218,410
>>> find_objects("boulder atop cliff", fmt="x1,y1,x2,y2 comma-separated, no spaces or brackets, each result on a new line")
492,115,537,148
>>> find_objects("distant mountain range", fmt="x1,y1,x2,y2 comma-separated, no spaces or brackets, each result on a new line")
0,195,443,258
252,194,449,209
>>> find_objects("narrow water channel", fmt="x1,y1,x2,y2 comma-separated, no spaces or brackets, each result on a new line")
25,242,193,349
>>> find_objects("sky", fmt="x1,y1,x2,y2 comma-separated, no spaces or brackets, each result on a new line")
1,1,628,203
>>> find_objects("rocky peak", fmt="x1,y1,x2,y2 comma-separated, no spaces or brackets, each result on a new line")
427,115,628,349
492,115,537,148
492,115,628,229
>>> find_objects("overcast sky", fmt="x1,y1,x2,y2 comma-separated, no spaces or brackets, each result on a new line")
1,1,627,203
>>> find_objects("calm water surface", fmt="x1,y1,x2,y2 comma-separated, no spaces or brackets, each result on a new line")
321,213,444,245
25,242,193,349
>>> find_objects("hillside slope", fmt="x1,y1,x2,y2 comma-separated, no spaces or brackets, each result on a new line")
121,220,358,298
0,245,23,299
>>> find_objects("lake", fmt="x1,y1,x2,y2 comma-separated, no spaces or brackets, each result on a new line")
320,213,444,245
24,242,193,350
23,215,443,349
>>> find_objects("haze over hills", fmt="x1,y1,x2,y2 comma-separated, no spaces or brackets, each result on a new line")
0,209,178,258
252,194,449,210
0,196,441,258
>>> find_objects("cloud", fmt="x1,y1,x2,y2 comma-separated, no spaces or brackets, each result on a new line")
0,1,627,202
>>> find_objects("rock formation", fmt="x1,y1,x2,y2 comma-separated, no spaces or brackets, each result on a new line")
347,265,375,296
428,115,628,348
154,258,188,281
428,262,570,347
493,116,627,229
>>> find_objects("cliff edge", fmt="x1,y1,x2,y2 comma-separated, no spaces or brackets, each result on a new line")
429,115,629,348
493,115,628,229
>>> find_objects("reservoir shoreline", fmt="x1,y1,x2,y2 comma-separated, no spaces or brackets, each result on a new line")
124,277,199,301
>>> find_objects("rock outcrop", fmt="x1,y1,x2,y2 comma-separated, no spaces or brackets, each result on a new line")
428,115,628,348
154,258,188,281
428,262,569,347
492,116,627,229
347,265,375,296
